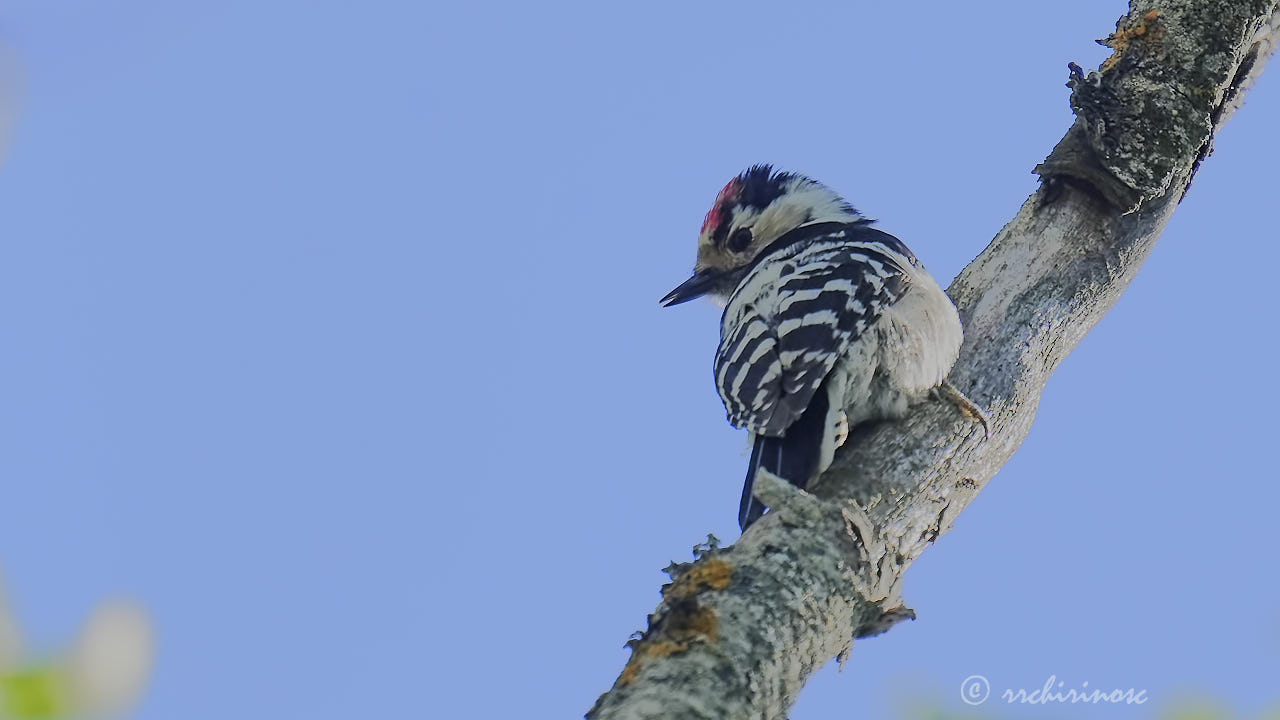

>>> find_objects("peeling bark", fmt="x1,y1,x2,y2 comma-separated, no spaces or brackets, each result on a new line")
589,2,1280,719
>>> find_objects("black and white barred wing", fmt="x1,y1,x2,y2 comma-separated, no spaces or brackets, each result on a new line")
714,237,910,437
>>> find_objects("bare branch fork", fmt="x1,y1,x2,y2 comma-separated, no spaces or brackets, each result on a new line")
589,2,1280,718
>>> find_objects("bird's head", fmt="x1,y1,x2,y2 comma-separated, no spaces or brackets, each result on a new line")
661,165,864,307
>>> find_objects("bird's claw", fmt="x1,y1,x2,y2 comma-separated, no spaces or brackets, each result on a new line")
936,379,990,440
832,410,849,449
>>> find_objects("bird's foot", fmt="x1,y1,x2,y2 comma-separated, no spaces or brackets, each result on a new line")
832,410,849,449
936,379,990,440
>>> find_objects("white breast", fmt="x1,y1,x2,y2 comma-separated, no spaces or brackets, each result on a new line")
832,265,963,426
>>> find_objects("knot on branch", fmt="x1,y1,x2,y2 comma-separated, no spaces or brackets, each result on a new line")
853,605,917,640
839,501,906,607
753,469,916,639
749,468,831,529
1035,1,1274,211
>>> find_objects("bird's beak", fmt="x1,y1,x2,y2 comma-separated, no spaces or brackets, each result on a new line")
660,269,717,307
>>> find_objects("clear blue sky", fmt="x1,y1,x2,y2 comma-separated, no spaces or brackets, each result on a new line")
1,2,1277,718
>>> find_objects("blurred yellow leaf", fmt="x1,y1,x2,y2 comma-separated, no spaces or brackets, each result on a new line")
0,667,72,720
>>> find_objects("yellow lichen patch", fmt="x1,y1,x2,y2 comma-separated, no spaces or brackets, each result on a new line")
618,604,721,686
661,557,733,601
619,640,688,685
617,558,731,687
667,604,720,643
1101,9,1163,72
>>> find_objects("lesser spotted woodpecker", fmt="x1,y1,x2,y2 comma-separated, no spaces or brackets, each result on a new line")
662,165,987,531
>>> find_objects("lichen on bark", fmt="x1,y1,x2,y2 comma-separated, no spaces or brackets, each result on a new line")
1036,0,1276,211
588,2,1280,719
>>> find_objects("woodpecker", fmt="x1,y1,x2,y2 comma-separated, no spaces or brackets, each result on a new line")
661,165,986,531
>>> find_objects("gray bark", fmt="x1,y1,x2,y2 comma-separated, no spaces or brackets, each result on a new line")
588,2,1280,719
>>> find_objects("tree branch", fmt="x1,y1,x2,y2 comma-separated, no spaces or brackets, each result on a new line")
588,2,1280,718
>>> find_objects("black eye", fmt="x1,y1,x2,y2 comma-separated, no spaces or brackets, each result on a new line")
728,227,753,253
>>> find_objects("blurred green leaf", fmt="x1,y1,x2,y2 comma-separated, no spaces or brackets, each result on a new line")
0,667,72,720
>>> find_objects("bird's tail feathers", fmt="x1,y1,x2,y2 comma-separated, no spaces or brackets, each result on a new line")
738,389,831,531
739,437,769,530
